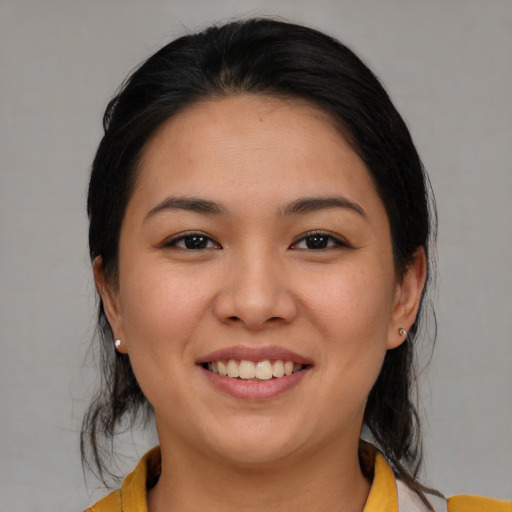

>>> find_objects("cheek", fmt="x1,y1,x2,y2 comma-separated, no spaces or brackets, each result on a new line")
118,258,213,357
300,261,395,394
300,262,395,343
116,260,217,411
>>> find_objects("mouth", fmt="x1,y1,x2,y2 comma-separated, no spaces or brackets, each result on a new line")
201,359,308,381
197,346,313,398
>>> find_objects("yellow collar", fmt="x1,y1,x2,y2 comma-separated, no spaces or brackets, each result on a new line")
113,445,399,512
363,448,399,512
86,444,511,512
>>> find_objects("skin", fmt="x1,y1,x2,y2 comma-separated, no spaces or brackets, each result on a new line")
95,95,426,512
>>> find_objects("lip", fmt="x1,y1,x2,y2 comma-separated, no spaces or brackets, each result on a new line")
196,345,313,365
197,345,313,401
199,365,311,400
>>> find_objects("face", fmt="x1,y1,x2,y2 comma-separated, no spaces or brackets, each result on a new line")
96,95,425,468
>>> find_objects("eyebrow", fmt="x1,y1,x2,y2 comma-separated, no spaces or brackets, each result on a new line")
281,196,366,218
145,196,226,222
144,195,366,222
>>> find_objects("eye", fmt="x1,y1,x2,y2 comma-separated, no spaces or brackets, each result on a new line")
290,231,349,250
164,232,221,250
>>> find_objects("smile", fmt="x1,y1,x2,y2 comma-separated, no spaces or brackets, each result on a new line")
203,359,306,380
197,346,312,399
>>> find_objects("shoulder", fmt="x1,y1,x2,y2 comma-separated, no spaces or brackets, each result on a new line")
396,478,511,512
367,443,511,512
83,446,161,512
448,495,512,512
83,489,121,512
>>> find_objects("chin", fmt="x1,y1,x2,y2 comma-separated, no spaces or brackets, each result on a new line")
203,419,307,468
212,443,299,469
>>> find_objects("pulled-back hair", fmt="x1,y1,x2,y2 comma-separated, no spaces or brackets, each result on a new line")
83,17,437,507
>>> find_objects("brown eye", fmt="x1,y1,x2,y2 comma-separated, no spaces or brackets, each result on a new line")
304,235,330,249
291,231,348,250
166,232,221,250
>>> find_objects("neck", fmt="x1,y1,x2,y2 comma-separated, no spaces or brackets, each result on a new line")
147,432,370,512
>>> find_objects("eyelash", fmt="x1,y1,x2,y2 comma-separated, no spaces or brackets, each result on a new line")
164,230,349,251
163,231,221,250
290,230,350,251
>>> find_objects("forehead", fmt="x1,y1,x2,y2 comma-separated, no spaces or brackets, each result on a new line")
129,94,384,222
141,95,342,164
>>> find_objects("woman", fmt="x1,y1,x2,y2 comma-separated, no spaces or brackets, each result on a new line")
82,18,510,512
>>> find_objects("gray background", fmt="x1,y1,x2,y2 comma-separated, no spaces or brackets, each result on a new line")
0,1,511,510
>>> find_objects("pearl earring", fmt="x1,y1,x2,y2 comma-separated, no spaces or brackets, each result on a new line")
114,339,122,349
398,327,407,337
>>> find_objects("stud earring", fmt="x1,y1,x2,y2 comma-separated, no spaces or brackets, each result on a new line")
114,339,122,350
398,327,407,337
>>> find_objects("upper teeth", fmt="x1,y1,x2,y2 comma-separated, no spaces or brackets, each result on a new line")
208,360,303,380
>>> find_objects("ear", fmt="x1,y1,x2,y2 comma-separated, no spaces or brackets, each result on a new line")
387,248,427,350
93,256,128,354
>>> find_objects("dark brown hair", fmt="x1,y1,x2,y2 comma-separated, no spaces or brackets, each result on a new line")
83,17,438,508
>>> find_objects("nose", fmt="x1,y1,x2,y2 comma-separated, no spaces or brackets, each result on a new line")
213,249,298,330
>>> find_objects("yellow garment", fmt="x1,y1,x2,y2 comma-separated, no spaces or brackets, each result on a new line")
84,446,511,512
